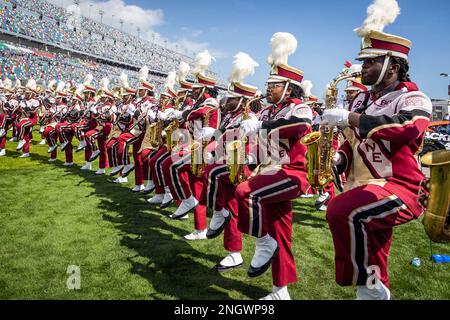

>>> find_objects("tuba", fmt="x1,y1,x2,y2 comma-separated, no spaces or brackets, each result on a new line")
227,95,265,185
138,118,163,153
301,71,361,189
165,96,184,152
420,149,450,243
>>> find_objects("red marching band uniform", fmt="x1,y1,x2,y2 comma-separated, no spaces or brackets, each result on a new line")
0,78,18,156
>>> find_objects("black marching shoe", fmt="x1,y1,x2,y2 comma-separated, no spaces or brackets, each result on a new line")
206,213,231,239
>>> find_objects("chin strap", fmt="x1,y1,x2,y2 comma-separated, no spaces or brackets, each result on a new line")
374,53,392,86
275,81,290,105
232,97,244,113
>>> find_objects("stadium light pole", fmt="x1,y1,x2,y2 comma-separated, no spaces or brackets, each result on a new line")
137,27,141,39
120,19,124,32
99,10,104,24
89,4,93,19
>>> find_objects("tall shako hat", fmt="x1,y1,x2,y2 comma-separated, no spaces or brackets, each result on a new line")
227,52,259,99
266,32,304,87
344,64,368,92
83,74,96,93
137,66,154,91
354,0,411,85
160,71,177,99
176,61,193,93
120,72,136,97
192,50,216,89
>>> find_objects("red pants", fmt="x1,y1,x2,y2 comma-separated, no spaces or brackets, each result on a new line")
161,150,207,230
148,146,170,194
200,163,242,252
116,132,144,185
0,114,14,149
106,137,120,168
85,125,112,169
17,116,37,153
235,167,309,287
56,122,74,163
326,184,420,287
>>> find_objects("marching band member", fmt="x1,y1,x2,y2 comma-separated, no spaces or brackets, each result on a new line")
85,78,116,175
161,50,220,240
56,84,85,167
15,78,42,158
343,64,368,110
110,66,156,191
199,52,260,271
106,76,137,184
323,0,432,300
0,79,16,156
77,75,97,171
43,82,68,162
147,63,195,205
235,32,313,300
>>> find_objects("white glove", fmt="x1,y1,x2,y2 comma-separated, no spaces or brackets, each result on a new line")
332,152,343,166
321,109,350,127
171,110,183,120
247,154,256,165
206,152,215,165
201,127,216,140
148,110,156,122
158,111,168,121
240,120,262,137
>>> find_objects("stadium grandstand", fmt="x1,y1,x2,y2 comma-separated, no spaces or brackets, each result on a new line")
0,0,226,91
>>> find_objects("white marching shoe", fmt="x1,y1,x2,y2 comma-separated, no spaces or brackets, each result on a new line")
95,169,106,175
20,153,30,158
213,252,243,272
89,150,101,161
147,193,164,205
80,162,92,170
356,282,391,300
16,139,26,151
143,180,155,194
47,145,58,153
48,158,57,162
39,139,46,145
131,185,144,192
0,128,5,137
0,149,5,156
9,137,17,142
248,234,279,278
160,188,173,209
170,196,198,219
121,164,135,177
184,229,207,241
63,162,73,166
260,286,291,300
206,209,230,239
109,165,123,176
113,176,128,184
76,140,87,151
59,141,69,151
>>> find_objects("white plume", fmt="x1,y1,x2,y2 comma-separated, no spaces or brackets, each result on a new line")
65,82,71,92
139,66,149,82
26,78,37,91
192,50,215,76
83,74,93,86
47,80,56,90
14,78,21,88
349,64,362,74
355,0,400,37
100,77,109,91
120,72,129,88
75,84,84,96
177,61,190,83
164,71,177,91
56,81,65,93
300,80,313,98
267,32,297,67
3,78,12,89
228,52,259,84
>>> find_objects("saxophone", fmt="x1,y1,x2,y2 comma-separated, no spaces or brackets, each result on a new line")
301,71,361,189
191,105,218,177
420,149,450,243
165,96,183,152
227,95,265,185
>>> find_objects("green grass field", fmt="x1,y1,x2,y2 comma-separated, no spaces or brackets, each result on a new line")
0,137,449,300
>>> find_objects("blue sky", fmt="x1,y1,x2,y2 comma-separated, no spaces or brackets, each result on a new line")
75,0,450,99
